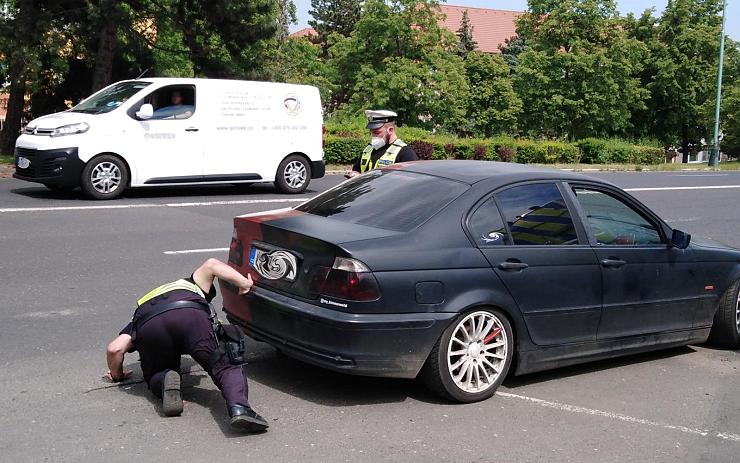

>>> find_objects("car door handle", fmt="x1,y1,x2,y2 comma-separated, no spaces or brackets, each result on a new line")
601,258,627,268
498,261,529,271
185,127,199,132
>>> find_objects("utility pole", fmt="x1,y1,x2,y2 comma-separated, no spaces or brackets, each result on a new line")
709,0,728,167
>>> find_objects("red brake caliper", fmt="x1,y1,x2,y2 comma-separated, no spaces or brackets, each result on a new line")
483,327,502,344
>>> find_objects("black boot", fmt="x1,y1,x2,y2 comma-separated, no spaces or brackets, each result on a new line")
229,404,269,433
162,370,183,417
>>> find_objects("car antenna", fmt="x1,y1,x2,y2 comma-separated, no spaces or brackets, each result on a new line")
136,68,149,79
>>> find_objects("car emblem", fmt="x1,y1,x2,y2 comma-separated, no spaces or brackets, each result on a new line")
17,157,31,169
250,248,297,281
283,94,301,116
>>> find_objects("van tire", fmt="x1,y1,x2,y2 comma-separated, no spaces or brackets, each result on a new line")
275,155,310,194
80,155,128,200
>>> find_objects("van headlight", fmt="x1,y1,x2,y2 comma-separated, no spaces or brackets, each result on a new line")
51,122,89,137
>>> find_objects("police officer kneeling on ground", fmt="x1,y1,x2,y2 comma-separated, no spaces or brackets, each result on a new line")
347,109,418,178
104,258,268,433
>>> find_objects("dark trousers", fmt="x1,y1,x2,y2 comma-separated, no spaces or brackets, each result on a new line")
135,308,249,408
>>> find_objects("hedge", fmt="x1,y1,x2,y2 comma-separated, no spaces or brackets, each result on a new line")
323,131,664,166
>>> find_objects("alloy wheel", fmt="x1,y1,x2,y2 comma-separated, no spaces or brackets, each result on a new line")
90,161,121,194
447,311,508,394
283,160,307,189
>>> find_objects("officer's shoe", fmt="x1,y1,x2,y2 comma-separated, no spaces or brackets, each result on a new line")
229,404,269,433
162,370,183,417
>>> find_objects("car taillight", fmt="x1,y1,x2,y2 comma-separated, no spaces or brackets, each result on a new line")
317,257,380,302
229,236,243,267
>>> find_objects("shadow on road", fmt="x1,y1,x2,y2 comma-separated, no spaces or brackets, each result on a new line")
503,345,696,389
10,183,323,201
243,341,448,407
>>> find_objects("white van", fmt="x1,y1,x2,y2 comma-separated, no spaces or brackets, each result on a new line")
13,78,325,199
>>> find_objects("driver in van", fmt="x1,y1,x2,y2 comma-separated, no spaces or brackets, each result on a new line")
152,90,193,119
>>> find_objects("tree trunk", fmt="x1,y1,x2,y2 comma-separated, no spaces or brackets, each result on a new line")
681,124,689,164
91,17,118,93
0,65,27,157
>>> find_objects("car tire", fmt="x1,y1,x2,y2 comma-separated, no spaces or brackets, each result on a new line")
708,278,740,348
275,155,310,194
420,308,513,403
80,155,128,200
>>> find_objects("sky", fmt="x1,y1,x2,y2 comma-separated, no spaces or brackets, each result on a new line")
290,0,739,39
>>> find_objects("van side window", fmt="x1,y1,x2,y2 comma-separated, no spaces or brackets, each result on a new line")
134,85,196,120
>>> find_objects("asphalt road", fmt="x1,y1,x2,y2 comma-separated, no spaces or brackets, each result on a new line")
1,170,739,462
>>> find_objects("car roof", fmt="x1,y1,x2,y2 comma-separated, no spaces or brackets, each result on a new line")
394,160,613,187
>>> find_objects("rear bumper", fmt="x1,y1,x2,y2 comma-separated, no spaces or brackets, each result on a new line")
311,160,325,179
222,282,455,378
13,146,83,187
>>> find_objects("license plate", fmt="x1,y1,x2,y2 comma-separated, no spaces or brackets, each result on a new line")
248,245,297,281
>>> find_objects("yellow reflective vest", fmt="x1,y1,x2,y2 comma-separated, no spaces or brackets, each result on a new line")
136,279,205,307
359,140,407,173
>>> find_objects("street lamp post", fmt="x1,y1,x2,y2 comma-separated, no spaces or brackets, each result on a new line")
709,0,728,167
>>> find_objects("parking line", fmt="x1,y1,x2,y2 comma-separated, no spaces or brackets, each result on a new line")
162,248,229,256
0,197,309,213
496,391,740,442
625,185,740,192
163,247,230,255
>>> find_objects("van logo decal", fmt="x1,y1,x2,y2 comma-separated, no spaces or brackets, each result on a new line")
251,248,297,281
283,95,301,116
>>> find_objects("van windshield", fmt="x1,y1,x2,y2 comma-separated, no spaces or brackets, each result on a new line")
70,81,151,114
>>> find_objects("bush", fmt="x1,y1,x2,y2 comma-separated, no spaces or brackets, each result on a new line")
322,126,660,166
411,140,434,160
323,135,366,164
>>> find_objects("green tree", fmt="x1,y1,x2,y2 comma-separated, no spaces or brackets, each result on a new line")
627,0,723,161
464,52,521,136
145,0,279,78
308,0,362,55
720,41,740,158
267,37,337,106
456,9,476,57
328,0,468,130
499,35,528,74
514,0,647,139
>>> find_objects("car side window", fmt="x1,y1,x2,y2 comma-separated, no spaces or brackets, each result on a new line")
132,85,196,120
572,187,663,246
495,183,579,245
468,198,509,246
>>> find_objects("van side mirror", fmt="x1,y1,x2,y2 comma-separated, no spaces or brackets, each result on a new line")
136,103,154,120
671,229,691,249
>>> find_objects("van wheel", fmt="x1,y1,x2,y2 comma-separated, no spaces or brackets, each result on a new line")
420,308,513,403
275,155,310,194
80,155,128,200
708,278,740,348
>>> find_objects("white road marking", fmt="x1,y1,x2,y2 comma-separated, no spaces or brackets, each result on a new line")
625,185,740,192
496,391,740,442
163,247,229,255
0,197,309,213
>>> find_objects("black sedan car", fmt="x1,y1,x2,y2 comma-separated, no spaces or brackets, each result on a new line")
221,161,740,403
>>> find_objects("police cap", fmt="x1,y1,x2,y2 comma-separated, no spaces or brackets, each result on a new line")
365,109,398,129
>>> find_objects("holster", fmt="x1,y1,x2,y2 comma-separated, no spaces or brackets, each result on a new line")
209,322,248,367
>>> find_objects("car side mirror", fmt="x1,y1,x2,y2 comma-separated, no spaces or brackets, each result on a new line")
671,229,691,249
136,103,154,120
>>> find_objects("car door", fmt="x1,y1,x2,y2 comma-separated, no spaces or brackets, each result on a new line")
468,182,602,346
567,184,696,338
126,84,203,184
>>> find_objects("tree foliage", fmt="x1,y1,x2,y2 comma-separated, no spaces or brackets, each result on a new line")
308,0,361,55
456,9,476,57
464,52,522,137
514,0,648,139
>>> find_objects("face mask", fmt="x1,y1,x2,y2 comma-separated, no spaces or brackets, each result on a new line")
370,136,386,150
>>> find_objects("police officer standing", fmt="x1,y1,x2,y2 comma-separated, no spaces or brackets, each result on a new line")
347,109,418,178
104,258,269,433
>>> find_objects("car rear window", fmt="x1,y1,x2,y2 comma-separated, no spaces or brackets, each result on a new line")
296,170,468,232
